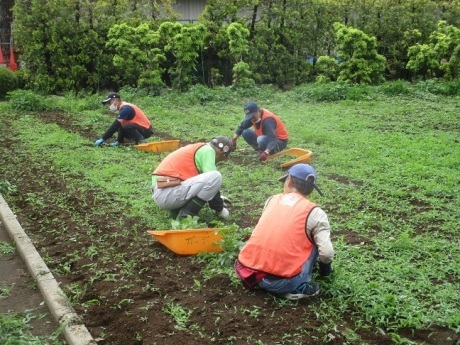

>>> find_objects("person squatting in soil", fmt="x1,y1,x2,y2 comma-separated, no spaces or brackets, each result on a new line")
151,136,234,220
94,92,153,147
231,102,289,162
234,163,334,300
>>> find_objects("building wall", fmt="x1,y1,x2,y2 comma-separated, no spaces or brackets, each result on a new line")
174,0,206,22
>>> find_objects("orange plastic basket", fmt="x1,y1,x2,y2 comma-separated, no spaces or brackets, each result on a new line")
147,228,223,255
267,148,312,168
135,140,180,153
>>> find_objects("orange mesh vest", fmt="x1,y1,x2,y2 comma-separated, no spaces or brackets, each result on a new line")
118,102,151,129
238,193,316,278
152,143,205,180
254,109,288,140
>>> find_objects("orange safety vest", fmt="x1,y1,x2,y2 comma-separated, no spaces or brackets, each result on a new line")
253,109,288,140
152,143,205,180
238,193,316,278
118,102,151,129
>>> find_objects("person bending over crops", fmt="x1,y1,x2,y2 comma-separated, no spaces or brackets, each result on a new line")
231,102,289,162
151,136,234,221
94,92,153,147
235,164,334,300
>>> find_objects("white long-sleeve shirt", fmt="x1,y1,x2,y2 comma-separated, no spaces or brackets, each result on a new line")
307,207,335,264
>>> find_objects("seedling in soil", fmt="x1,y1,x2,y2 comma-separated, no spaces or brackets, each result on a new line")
163,302,192,330
0,284,13,298
0,241,14,255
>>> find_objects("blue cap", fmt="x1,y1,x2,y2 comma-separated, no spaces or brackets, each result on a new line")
278,164,323,196
243,102,259,121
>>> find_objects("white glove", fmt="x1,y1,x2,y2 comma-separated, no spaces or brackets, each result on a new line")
221,195,232,207
217,207,230,218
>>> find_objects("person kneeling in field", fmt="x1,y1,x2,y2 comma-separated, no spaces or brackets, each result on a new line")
94,92,153,147
151,136,234,220
231,102,289,162
235,164,334,300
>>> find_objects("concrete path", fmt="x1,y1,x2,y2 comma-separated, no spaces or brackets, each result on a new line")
0,194,96,345
0,220,59,338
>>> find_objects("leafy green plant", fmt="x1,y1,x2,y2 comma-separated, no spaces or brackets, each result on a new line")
170,215,207,230
7,89,48,111
197,224,252,279
377,79,412,96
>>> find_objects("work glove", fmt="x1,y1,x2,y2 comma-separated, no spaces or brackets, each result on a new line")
318,261,332,277
94,138,105,146
231,138,237,150
221,195,232,208
258,151,269,162
217,207,230,218
109,141,120,147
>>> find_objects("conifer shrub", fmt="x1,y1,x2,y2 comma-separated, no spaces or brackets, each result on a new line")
0,67,18,100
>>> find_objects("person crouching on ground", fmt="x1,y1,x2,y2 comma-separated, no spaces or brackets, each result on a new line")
94,92,153,147
234,163,334,300
231,102,288,162
151,136,234,220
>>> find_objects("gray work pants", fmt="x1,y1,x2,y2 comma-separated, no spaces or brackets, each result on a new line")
152,171,222,210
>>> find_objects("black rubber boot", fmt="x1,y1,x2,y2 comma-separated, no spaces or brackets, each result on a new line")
177,196,206,220
208,191,224,212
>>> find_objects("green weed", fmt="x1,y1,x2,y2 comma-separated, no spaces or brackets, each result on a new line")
0,241,14,255
162,302,192,330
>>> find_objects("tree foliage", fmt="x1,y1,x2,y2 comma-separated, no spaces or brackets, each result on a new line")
10,0,460,93
406,21,460,81
226,23,254,88
431,21,460,80
334,23,386,84
106,22,165,92
159,22,207,90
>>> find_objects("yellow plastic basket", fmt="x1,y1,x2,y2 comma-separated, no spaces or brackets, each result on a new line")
135,140,180,153
267,148,312,168
147,228,223,255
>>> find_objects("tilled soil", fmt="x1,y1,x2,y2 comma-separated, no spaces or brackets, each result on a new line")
0,110,457,345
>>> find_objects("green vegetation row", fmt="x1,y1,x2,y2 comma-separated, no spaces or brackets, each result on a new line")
4,0,460,95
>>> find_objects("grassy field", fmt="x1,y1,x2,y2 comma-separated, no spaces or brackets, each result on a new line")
0,81,459,344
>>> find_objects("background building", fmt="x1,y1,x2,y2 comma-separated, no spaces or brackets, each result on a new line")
0,0,14,67
175,0,206,22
